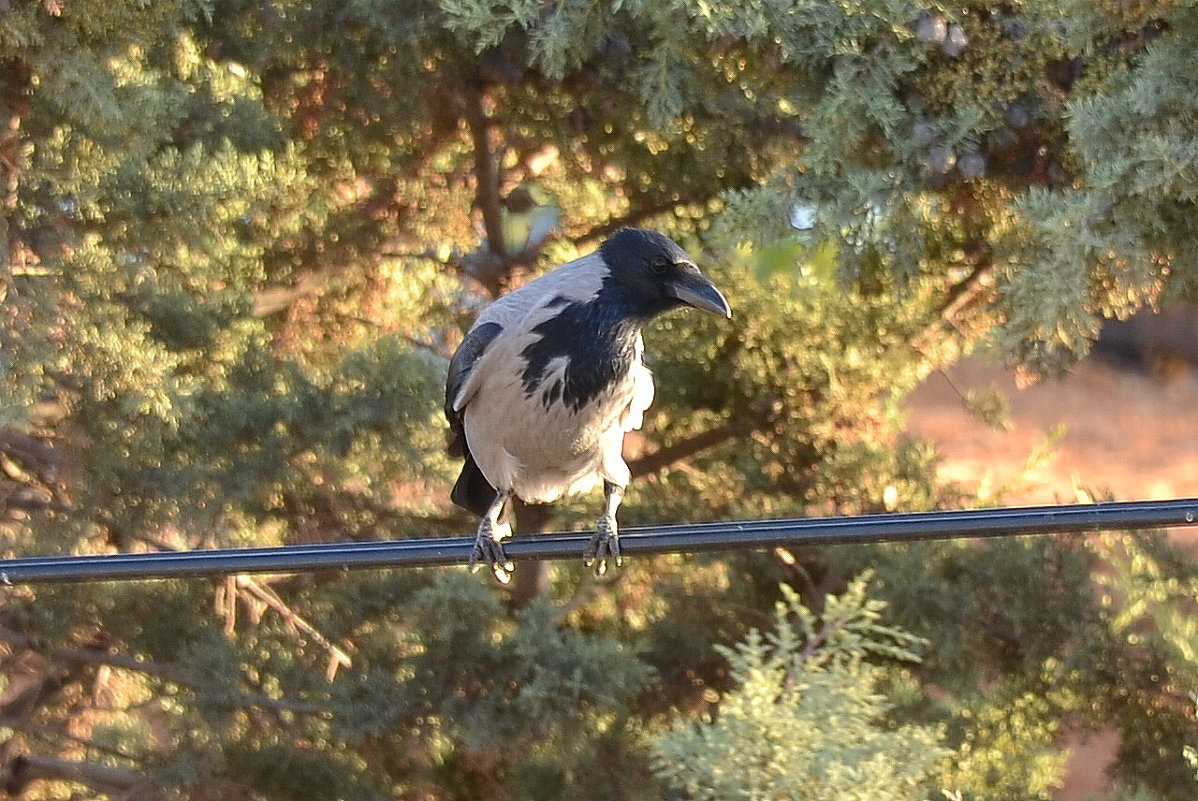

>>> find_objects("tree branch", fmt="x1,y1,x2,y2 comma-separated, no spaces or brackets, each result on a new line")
0,429,62,483
7,719,140,762
0,624,330,716
628,422,739,479
252,269,330,317
463,85,510,297
575,192,721,247
0,666,83,725
232,575,352,681
909,262,996,358
0,487,69,513
464,90,502,244
1,754,153,799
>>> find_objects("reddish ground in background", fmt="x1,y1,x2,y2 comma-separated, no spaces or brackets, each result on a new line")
904,357,1198,800
906,357,1198,507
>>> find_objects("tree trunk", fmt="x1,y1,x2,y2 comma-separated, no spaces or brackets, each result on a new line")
508,500,553,608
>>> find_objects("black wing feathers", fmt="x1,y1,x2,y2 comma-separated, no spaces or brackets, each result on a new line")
451,451,498,518
445,321,503,515
444,321,502,458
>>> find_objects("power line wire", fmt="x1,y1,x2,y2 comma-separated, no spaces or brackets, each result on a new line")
2,498,1195,585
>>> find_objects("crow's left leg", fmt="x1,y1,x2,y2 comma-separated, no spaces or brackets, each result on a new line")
584,481,624,576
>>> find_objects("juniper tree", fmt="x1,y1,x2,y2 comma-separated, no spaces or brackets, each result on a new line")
650,575,949,801
1,0,1196,799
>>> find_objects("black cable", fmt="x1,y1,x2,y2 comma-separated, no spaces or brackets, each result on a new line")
1,498,1195,584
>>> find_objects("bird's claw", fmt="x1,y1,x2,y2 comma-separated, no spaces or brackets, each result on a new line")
584,514,622,576
469,522,514,584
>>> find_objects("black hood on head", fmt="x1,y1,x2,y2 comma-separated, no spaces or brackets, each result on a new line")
599,228,694,271
598,228,731,319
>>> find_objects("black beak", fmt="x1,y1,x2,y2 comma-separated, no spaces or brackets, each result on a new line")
668,269,732,318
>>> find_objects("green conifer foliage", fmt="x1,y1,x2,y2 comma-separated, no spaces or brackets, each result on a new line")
650,575,948,801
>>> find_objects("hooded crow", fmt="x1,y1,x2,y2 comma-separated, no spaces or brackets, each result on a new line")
446,228,731,582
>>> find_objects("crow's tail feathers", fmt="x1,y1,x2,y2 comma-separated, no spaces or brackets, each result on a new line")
451,451,500,519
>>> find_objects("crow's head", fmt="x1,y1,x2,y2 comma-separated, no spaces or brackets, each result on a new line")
598,228,731,320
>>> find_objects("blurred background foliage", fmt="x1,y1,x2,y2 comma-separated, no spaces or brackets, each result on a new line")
1,0,1196,798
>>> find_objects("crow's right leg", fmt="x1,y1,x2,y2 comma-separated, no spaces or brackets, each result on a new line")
470,488,514,584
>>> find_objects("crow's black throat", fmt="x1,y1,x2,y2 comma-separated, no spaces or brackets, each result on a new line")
520,291,646,413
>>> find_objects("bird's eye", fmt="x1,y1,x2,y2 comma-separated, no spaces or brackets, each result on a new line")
650,255,670,275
